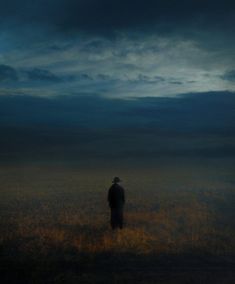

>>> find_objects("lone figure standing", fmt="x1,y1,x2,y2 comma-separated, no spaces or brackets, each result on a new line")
108,177,125,229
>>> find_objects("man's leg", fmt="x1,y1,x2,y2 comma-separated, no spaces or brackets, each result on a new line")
118,209,124,229
111,208,117,229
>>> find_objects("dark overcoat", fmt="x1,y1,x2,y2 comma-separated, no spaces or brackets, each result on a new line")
108,183,125,229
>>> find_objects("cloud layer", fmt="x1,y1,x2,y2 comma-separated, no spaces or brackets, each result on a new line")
0,0,234,98
1,34,235,98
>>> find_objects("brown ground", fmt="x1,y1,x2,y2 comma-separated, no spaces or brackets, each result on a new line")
0,160,234,283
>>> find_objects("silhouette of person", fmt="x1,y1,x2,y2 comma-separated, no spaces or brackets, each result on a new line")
108,177,125,229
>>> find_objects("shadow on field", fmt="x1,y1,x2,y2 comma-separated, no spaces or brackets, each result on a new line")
1,244,235,284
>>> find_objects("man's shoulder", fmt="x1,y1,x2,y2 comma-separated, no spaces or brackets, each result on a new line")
110,184,124,190
116,184,125,191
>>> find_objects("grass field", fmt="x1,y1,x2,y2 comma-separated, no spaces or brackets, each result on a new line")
0,159,235,283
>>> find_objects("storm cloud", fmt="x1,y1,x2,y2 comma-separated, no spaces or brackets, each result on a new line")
221,70,235,82
25,68,62,82
0,0,234,35
0,0,235,98
0,64,18,82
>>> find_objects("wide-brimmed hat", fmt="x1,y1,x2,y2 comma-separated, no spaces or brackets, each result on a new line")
112,176,122,183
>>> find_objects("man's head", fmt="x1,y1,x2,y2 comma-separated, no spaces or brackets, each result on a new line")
112,176,122,184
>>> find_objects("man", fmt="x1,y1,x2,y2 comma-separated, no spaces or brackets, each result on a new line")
108,177,125,229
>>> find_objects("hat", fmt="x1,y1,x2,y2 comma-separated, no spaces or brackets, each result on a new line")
112,176,122,183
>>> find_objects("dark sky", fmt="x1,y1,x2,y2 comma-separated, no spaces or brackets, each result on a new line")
0,1,235,163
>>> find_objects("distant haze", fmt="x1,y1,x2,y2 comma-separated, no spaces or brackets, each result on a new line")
0,92,234,165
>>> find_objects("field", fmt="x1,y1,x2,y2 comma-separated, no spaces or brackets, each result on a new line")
0,159,235,283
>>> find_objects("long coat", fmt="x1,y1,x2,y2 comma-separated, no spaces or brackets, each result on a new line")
108,183,125,229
